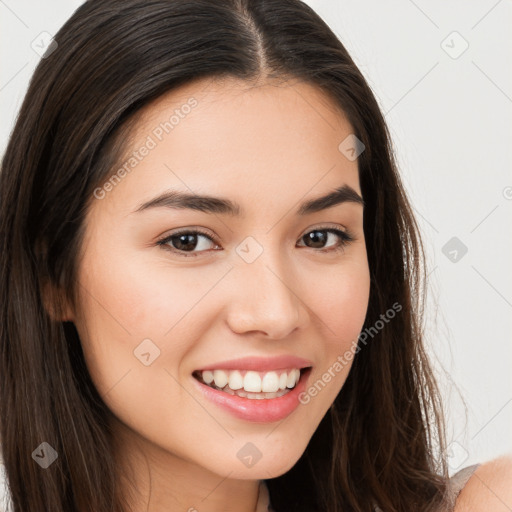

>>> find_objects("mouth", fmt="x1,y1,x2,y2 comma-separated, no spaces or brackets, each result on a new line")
192,367,313,400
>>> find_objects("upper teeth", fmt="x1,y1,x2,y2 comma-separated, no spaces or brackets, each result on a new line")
200,369,301,393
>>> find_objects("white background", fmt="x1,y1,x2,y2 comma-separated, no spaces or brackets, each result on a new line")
1,0,511,501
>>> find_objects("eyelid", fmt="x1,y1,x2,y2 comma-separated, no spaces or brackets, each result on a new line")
155,225,216,241
156,223,351,242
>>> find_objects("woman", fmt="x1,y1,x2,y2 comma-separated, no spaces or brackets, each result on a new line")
0,1,510,511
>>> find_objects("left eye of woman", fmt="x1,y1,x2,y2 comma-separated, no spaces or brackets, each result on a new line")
156,226,355,258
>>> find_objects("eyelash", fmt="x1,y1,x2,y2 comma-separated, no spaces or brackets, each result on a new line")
156,225,355,258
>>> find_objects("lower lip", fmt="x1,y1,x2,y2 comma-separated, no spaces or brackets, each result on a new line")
192,368,312,423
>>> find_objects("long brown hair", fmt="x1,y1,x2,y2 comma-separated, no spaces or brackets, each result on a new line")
0,0,451,510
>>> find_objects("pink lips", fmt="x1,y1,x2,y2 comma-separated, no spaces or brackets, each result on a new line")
195,355,313,372
192,367,313,423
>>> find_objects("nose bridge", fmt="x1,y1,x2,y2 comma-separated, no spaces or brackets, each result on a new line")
226,236,306,337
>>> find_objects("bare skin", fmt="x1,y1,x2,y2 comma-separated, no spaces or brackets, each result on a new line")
63,76,370,512
455,455,512,512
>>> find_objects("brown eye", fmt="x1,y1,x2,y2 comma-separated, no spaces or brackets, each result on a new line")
169,233,206,252
298,228,354,252
157,229,219,258
157,226,354,258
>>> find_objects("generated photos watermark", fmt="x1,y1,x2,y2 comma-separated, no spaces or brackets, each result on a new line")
93,97,198,200
298,301,402,405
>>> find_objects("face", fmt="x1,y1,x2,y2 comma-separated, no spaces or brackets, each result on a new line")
70,77,370,483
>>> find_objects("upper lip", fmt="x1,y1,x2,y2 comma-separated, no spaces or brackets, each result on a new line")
195,355,313,372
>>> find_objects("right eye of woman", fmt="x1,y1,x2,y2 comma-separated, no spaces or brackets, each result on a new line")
156,228,221,258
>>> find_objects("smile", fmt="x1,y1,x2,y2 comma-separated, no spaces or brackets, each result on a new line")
193,368,302,398
192,367,313,423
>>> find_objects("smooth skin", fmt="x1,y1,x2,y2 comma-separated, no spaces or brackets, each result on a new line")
55,75,512,511
60,76,371,512
454,455,512,511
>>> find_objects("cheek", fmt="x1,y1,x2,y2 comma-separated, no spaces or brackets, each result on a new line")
309,256,370,344
303,254,370,389
73,244,229,391
290,258,370,421
76,245,213,339
72,248,209,445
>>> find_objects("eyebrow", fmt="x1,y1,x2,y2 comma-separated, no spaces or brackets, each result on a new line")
133,184,364,217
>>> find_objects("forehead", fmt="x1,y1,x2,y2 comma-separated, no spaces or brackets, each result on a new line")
96,76,361,214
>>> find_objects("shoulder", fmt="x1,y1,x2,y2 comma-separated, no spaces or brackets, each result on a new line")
454,454,512,511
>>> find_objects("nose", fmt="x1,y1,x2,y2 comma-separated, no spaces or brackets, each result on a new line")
224,247,309,339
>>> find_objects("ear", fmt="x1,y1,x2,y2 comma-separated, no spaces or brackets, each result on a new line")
41,277,75,322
